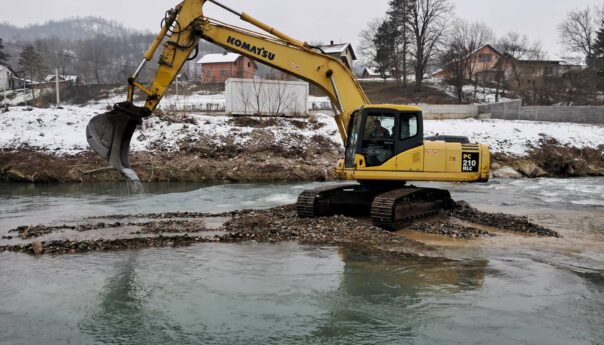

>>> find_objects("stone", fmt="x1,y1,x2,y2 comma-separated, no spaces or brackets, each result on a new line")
492,166,523,179
31,241,44,255
515,161,548,178
491,162,503,170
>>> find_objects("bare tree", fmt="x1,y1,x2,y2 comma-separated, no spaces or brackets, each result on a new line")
443,19,494,102
495,32,530,102
505,41,549,105
409,0,454,90
18,45,46,102
265,81,296,116
358,18,383,67
558,5,604,64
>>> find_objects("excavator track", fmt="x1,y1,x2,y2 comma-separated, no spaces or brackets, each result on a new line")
297,184,452,231
297,184,360,218
370,188,453,231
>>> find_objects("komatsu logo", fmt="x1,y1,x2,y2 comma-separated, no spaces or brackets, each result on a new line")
226,36,276,61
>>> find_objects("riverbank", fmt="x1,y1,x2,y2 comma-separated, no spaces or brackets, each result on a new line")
1,139,602,183
0,106,603,183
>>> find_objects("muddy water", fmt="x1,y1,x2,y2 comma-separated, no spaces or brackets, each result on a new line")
1,178,603,344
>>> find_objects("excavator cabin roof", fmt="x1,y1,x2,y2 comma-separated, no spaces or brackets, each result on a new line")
361,104,423,113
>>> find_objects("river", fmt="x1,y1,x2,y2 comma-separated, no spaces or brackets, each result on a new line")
0,178,603,344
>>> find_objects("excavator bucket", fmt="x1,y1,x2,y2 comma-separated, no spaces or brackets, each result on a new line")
86,106,142,183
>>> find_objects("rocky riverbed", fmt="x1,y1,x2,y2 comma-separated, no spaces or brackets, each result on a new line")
0,201,560,256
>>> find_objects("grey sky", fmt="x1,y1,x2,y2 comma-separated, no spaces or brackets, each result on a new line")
0,0,601,58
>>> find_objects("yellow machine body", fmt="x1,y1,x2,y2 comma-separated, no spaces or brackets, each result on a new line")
86,0,490,189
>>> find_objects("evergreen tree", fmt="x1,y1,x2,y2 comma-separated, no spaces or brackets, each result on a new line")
0,38,9,64
387,0,415,87
590,26,604,89
18,45,45,101
373,19,396,80
592,26,604,61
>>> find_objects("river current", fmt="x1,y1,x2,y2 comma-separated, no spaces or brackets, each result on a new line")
0,178,603,344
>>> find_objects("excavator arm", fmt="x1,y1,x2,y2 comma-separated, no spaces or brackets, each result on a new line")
86,0,369,181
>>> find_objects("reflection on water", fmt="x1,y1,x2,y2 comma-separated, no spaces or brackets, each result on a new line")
312,249,487,343
79,254,150,343
0,244,601,345
0,178,603,344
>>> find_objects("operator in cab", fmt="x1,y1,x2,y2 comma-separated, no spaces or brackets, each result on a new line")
368,119,391,139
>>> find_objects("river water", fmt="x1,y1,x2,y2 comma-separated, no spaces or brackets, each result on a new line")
0,178,603,345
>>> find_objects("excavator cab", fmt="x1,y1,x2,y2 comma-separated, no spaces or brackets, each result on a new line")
345,107,424,169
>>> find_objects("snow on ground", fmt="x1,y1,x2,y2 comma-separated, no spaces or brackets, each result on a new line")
424,119,604,155
88,91,326,113
85,90,227,112
0,106,602,156
433,82,515,104
0,106,339,155
0,88,54,106
308,96,332,110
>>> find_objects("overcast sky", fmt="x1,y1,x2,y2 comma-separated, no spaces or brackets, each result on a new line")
1,0,602,58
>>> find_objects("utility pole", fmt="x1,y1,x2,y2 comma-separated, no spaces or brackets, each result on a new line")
23,79,27,106
175,74,180,111
55,68,60,106
2,83,6,111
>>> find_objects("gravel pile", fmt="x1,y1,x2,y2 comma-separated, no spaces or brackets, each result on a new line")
450,201,561,238
5,235,213,255
410,220,495,239
222,205,436,256
1,202,560,256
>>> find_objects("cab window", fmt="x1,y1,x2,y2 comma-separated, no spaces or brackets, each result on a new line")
400,114,418,140
361,113,395,167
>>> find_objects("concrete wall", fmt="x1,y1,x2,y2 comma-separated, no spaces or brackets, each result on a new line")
518,106,604,124
417,104,479,120
478,100,522,119
225,78,309,116
480,100,604,124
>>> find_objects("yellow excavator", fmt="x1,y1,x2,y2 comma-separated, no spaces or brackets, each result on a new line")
86,0,491,230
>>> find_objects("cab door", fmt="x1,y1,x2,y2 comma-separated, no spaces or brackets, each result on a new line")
357,110,396,168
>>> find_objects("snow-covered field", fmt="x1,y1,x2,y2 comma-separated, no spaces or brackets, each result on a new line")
0,88,54,106
423,119,603,155
1,105,602,156
434,82,515,104
0,106,338,155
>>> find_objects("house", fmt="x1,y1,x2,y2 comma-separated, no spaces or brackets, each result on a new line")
318,41,357,70
0,64,18,91
432,44,501,80
44,74,80,87
511,60,584,79
197,52,258,83
433,44,586,83
360,67,391,79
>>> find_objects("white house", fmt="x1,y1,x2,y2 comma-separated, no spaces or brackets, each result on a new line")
44,74,80,87
360,67,391,79
0,64,17,91
318,41,357,70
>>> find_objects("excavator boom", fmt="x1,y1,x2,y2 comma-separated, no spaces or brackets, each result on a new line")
86,0,368,180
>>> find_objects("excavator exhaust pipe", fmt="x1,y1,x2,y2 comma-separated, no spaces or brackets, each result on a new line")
86,102,144,184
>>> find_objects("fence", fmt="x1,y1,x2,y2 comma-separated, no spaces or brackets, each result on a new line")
408,100,604,124
479,100,604,124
